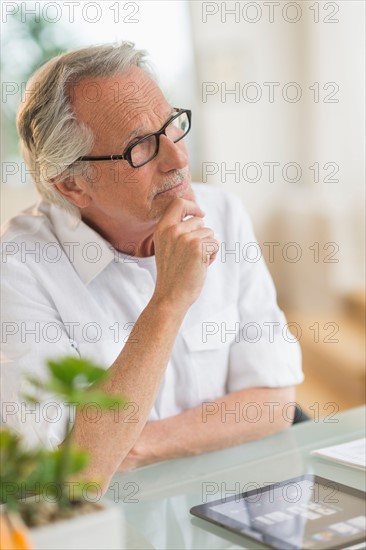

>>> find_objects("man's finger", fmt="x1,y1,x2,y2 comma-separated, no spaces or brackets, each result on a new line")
159,198,205,227
174,216,205,234
182,227,215,240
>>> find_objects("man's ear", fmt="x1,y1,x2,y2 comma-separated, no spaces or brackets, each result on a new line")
54,177,92,209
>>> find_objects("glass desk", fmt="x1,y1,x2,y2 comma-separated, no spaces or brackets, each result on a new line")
105,406,366,549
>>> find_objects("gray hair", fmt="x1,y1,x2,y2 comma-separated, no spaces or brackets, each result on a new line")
16,42,154,214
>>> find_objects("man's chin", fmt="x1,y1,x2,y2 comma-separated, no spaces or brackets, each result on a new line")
149,181,195,221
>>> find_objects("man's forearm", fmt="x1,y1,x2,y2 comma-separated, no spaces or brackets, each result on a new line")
69,295,186,489
122,386,296,468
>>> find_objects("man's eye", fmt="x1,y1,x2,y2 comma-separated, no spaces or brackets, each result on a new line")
121,135,141,151
127,136,144,149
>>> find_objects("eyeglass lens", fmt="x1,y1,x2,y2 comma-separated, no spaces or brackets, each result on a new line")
130,111,189,167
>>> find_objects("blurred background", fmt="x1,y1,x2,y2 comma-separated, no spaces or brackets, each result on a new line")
1,1,365,416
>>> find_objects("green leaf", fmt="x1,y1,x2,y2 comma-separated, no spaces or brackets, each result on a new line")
47,357,108,388
21,393,40,405
4,354,131,514
66,448,90,476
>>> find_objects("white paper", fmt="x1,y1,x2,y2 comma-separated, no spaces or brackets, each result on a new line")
311,438,366,470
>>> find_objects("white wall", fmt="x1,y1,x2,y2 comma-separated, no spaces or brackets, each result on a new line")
188,0,365,310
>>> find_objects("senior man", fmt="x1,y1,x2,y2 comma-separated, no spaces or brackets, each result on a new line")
1,43,303,489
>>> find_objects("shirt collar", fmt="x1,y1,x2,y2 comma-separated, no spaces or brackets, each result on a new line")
48,203,115,285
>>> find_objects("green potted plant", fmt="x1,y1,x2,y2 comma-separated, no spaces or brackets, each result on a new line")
0,357,127,550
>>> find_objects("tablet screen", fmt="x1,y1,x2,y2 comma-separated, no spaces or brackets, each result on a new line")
190,475,366,550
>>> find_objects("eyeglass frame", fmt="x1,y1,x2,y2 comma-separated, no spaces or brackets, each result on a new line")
75,108,191,169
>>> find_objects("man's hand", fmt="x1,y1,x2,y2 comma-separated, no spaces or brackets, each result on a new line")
118,387,297,472
153,198,219,310
117,444,151,473
117,424,159,472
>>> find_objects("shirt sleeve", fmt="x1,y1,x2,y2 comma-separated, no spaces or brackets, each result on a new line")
226,196,304,392
1,253,78,449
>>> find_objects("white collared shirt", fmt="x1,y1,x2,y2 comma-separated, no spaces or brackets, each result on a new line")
1,184,303,448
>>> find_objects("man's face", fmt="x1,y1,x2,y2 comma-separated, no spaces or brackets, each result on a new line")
70,66,193,229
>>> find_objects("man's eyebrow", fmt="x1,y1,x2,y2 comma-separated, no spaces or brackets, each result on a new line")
122,127,144,148
122,108,176,149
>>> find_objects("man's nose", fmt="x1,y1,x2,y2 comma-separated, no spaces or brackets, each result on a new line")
157,134,188,171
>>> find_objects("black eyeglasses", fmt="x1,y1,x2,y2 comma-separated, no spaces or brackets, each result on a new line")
76,108,191,169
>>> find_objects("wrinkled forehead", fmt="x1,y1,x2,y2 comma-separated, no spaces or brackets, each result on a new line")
69,66,170,140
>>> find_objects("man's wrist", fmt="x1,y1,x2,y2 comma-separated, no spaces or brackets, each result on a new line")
148,293,189,324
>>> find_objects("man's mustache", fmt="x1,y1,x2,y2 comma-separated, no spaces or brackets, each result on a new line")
154,168,190,195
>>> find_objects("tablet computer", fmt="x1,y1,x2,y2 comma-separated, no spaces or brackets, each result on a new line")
190,474,366,550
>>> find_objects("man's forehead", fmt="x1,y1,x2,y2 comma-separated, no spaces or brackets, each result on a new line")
69,67,168,126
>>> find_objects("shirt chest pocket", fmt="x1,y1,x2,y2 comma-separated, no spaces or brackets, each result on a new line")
182,304,240,400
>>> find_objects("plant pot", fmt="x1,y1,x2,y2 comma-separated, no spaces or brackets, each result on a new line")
28,501,125,550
